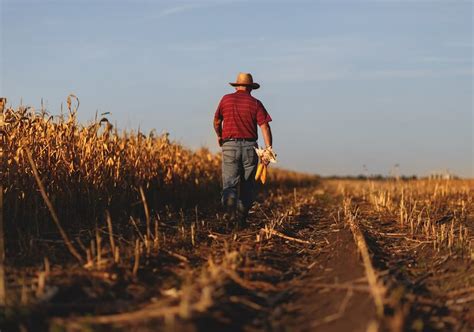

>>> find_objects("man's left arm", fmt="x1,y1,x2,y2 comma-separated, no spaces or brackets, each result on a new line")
213,99,224,147
213,117,223,147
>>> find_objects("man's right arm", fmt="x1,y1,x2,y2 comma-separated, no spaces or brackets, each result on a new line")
259,123,273,166
256,100,273,150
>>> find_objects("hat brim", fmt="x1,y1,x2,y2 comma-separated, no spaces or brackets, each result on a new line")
229,82,260,89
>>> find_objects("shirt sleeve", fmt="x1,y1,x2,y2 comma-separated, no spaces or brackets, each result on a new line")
256,100,272,125
214,98,224,120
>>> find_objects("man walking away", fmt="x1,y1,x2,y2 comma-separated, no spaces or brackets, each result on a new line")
213,72,273,225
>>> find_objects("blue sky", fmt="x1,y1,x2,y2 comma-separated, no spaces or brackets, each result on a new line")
1,0,472,177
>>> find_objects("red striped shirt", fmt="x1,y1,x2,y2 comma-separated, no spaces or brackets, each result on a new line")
214,90,272,140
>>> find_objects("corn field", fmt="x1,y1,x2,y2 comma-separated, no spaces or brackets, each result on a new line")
0,97,316,257
0,98,472,331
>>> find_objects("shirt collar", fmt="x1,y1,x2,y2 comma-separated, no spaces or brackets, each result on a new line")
235,90,251,95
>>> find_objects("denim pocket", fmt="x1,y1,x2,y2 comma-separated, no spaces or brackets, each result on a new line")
223,149,237,163
245,148,257,165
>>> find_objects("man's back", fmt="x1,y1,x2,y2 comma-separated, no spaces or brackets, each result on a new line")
215,90,271,140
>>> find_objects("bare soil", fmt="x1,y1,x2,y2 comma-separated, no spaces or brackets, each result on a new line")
1,181,473,331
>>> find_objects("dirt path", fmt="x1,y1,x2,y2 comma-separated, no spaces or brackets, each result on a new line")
269,226,377,331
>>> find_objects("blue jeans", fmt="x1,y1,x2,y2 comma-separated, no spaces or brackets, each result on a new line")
221,140,258,216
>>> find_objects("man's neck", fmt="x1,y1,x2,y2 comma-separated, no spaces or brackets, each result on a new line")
235,88,251,94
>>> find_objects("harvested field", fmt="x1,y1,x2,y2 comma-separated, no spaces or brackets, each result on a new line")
1,105,473,331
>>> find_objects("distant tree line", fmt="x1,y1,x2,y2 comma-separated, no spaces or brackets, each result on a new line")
325,174,460,180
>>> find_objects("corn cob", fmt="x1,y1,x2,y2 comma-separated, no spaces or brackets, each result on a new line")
260,165,267,184
255,163,264,181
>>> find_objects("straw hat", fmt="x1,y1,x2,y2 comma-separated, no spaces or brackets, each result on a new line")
229,72,260,89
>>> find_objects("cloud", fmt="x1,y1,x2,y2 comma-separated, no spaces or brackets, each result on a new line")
165,34,473,84
420,56,472,64
158,3,206,17
156,0,246,18
266,67,473,84
445,41,473,49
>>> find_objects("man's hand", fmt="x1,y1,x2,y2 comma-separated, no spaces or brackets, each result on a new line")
217,136,223,147
261,146,274,166
255,146,277,166
261,156,270,166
